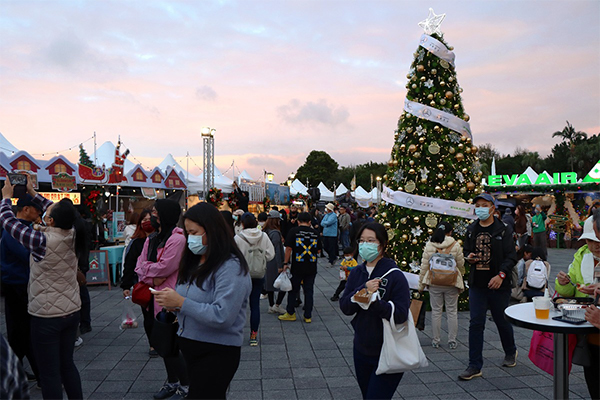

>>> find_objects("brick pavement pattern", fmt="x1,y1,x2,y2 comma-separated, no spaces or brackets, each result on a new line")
1,248,593,399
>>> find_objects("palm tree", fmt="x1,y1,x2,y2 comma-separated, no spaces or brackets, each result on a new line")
552,121,588,172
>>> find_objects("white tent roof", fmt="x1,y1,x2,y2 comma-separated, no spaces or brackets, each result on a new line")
370,187,380,203
158,154,186,177
317,182,334,202
0,132,19,156
335,183,349,195
239,170,253,181
290,178,308,196
91,141,136,173
353,186,371,201
522,166,538,184
188,166,234,193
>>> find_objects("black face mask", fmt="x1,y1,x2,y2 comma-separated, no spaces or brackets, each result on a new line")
150,215,160,230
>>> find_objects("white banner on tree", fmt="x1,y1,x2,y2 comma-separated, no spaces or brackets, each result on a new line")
381,185,476,220
404,99,472,140
419,34,455,67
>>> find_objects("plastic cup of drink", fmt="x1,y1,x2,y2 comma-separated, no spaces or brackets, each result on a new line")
532,296,551,319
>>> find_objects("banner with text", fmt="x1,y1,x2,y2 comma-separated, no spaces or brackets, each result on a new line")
382,185,476,220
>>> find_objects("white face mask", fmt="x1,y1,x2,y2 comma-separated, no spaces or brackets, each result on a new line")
258,221,266,228
344,256,353,261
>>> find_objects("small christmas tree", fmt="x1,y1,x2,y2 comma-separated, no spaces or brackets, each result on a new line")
79,144,94,168
379,9,483,287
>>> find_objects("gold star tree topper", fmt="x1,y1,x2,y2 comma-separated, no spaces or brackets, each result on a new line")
418,8,446,36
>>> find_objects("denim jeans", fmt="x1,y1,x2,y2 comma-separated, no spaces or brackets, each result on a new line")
30,312,83,399
79,273,91,329
340,229,350,249
286,272,316,318
468,286,516,370
249,278,265,332
353,347,403,399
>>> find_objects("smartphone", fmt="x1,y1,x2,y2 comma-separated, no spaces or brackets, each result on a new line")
8,173,27,198
149,287,159,294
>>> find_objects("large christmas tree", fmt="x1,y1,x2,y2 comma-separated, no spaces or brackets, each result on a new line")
379,9,483,278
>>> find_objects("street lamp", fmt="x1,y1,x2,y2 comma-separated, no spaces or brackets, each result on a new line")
201,127,216,198
376,176,382,204
266,172,274,182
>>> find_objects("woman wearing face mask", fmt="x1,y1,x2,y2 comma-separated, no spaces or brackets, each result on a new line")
339,222,410,399
1,178,88,399
154,203,251,400
120,209,157,356
232,209,244,236
134,200,189,399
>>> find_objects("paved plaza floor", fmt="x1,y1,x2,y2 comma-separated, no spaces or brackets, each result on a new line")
1,248,594,399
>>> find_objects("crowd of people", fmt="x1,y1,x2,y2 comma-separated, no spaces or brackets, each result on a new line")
1,175,599,400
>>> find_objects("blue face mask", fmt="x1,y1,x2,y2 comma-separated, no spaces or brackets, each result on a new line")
475,207,491,221
187,234,207,255
359,242,380,263
232,215,238,221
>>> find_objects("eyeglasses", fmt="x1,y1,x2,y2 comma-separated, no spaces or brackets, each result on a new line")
358,239,379,244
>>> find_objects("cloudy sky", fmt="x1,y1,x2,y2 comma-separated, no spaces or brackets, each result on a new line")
1,0,599,183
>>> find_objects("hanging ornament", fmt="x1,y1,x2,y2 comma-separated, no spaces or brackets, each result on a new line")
417,64,425,72
381,212,387,218
384,222,391,229
447,181,455,188
396,131,406,143
440,59,450,69
400,217,407,224
460,187,467,194
454,220,469,236
415,125,426,136
445,91,454,99
466,182,476,191
437,164,444,170
471,146,478,154
424,79,434,88
455,153,464,161
449,147,456,154
409,144,417,153
401,261,408,267
417,49,425,62
419,137,425,143
409,160,415,166
458,143,464,149
387,229,395,240
402,234,408,240
411,226,423,237
409,260,421,273
419,167,429,180
413,216,420,223
456,171,465,183
414,152,421,158
437,173,444,179
408,168,416,175
435,185,442,192
400,144,406,151
412,239,418,245
428,142,440,154
425,214,438,228
393,169,405,182
405,180,416,193
449,133,461,144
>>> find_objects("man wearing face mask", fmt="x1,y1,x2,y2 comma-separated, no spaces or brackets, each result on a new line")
459,193,518,381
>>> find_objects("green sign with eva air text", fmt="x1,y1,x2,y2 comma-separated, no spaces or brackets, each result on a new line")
487,172,578,186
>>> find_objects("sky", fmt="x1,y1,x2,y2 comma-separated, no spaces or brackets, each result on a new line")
1,0,599,184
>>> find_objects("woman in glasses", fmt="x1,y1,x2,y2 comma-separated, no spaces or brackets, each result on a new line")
339,222,411,400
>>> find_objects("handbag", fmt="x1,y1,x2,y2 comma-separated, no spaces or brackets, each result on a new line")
131,282,152,307
528,331,576,375
410,294,426,331
376,301,429,375
150,308,180,358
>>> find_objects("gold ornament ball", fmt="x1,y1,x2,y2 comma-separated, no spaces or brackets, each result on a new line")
387,160,394,167
413,216,420,223
440,99,446,105
431,68,437,75
409,160,415,166
430,101,436,107
437,173,444,179
406,74,411,79
417,64,425,72
454,104,460,110
466,137,472,143
466,182,476,191
402,234,408,240
408,144,417,152
461,135,467,142
427,94,434,100
393,159,398,166
420,76,426,82
400,144,406,151
471,146,478,154
383,174,388,180
407,127,413,133
445,91,454,99
437,164,444,169
463,114,470,122
477,171,483,176
400,218,407,224
419,137,425,143
412,239,418,245
462,168,468,174
447,181,455,188
474,175,481,183
421,178,428,184
448,46,454,51
401,261,407,267
435,186,442,192
408,168,416,174
428,228,433,235
440,81,445,86
381,212,387,218
455,153,465,161
458,88,463,93
449,147,455,154
458,143,464,149
412,84,417,89
434,125,440,132
448,76,454,82
465,146,471,154
460,187,467,194
414,151,421,158
384,222,391,229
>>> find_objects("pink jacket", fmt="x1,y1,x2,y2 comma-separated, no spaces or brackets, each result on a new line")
135,227,186,316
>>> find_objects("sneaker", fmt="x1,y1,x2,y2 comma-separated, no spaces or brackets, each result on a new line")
431,341,440,348
149,348,159,358
330,294,339,301
79,324,92,335
268,305,278,314
249,331,258,346
169,386,188,400
304,317,312,323
278,312,297,321
449,341,457,350
458,367,482,381
74,337,83,347
153,383,178,399
502,350,518,367
260,294,268,300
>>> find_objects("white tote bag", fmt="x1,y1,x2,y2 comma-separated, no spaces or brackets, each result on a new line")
376,301,428,375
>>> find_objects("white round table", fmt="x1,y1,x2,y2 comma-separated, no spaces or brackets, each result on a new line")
505,302,598,400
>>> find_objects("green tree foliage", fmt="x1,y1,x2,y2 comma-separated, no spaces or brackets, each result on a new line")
552,121,588,172
295,150,339,188
335,162,388,190
477,143,501,176
378,30,480,292
79,144,94,168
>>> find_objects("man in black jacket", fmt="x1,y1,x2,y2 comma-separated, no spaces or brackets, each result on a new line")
459,193,518,381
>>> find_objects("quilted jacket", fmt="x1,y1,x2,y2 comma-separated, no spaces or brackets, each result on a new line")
28,226,81,317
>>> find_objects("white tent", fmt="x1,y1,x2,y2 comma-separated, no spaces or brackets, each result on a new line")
187,166,234,193
521,166,539,184
0,132,19,156
238,170,253,182
158,154,187,177
353,186,372,208
335,183,349,196
370,187,380,203
91,141,136,173
317,182,335,202
290,179,308,196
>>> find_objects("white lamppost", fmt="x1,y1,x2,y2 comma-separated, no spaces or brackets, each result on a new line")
376,176,382,204
201,127,216,198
